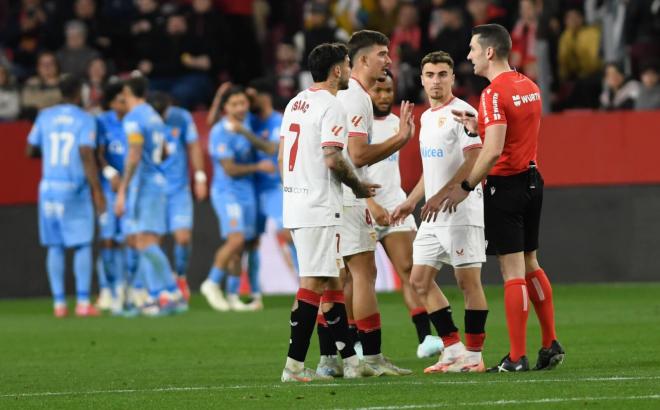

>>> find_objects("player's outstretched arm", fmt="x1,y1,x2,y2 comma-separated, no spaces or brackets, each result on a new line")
392,175,425,225
80,146,106,215
220,158,274,177
349,101,415,168
187,141,208,200
207,82,232,126
322,146,379,198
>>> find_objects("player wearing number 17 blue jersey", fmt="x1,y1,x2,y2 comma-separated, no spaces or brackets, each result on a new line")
26,75,105,318
114,76,186,315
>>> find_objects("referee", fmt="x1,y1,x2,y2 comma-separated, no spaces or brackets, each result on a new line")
440,24,565,372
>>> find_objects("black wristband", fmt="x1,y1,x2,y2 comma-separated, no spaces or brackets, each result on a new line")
461,180,474,192
464,126,479,138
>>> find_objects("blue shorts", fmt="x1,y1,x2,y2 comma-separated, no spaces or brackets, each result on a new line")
126,186,167,235
166,187,193,233
98,189,124,242
211,189,257,240
38,182,94,248
256,185,284,233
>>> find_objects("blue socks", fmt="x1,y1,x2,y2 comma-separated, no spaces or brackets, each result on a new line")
73,245,92,303
96,255,108,290
227,275,241,295
208,266,226,285
100,248,115,289
174,242,191,277
247,248,261,295
47,246,66,304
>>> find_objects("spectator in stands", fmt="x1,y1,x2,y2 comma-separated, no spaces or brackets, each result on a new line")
294,1,349,70
268,43,301,111
510,0,538,80
428,6,471,71
600,62,640,111
130,0,165,72
73,0,113,61
145,12,213,109
390,1,422,101
81,57,107,114
56,20,100,78
0,64,21,121
366,0,400,37
5,0,49,79
635,61,660,111
466,0,508,27
20,51,61,119
558,7,602,81
187,0,227,79
586,0,628,66
623,0,660,76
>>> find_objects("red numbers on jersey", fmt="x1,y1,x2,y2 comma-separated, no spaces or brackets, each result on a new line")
288,123,301,171
291,100,310,113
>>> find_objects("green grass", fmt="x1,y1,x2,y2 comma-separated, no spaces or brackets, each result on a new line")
1,283,660,409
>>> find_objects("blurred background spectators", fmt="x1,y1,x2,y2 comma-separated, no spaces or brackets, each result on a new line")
0,0,657,116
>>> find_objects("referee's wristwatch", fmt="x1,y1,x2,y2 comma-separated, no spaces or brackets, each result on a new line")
460,180,474,192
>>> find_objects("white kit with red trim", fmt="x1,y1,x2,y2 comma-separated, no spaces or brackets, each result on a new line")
280,87,347,228
367,113,407,211
418,97,484,227
337,77,374,206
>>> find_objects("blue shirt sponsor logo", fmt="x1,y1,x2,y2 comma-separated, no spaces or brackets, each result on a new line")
421,146,444,158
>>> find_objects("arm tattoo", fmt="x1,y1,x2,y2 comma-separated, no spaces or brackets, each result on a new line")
323,148,362,192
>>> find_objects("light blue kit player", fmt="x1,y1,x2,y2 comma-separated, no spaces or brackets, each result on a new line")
147,91,207,302
94,82,134,311
26,75,105,318
113,76,186,315
200,86,274,312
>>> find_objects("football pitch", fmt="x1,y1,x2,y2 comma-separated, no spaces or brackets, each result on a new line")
1,283,659,409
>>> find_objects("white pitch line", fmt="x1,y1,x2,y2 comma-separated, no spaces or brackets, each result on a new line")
1,375,659,399
340,394,660,410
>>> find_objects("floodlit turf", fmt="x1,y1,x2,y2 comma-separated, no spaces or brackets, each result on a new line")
1,283,659,409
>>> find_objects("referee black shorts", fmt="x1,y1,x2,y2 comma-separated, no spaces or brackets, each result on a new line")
483,167,543,256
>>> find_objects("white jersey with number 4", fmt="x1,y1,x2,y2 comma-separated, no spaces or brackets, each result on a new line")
367,113,406,210
337,77,373,206
419,97,484,227
281,87,348,228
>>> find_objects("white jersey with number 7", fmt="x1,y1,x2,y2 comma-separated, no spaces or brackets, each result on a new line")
281,87,348,229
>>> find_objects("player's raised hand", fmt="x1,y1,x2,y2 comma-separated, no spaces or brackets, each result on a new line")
399,101,415,141
354,181,380,198
391,199,414,225
451,109,478,134
256,159,276,174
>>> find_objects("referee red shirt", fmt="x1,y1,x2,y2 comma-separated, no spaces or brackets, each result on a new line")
477,70,541,176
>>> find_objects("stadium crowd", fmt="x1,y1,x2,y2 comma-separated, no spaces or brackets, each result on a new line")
1,0,659,121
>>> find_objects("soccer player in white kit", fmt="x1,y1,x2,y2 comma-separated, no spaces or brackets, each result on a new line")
279,43,378,382
367,71,444,359
393,51,489,373
336,30,415,376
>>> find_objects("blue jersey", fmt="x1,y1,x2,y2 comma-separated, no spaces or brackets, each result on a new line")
27,104,96,190
251,111,282,191
161,106,199,195
97,110,127,191
122,102,168,192
209,118,256,197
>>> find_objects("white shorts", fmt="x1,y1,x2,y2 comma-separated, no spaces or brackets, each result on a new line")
291,226,342,278
339,204,377,257
375,214,417,242
413,224,486,270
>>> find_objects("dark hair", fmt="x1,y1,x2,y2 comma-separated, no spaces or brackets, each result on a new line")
308,42,348,82
123,75,149,98
347,30,389,66
101,81,124,110
59,75,82,101
220,85,246,109
147,91,172,116
605,61,625,75
471,24,512,59
248,77,275,96
420,51,454,70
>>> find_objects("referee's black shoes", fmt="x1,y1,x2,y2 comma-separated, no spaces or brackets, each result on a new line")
486,355,530,372
533,340,565,370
